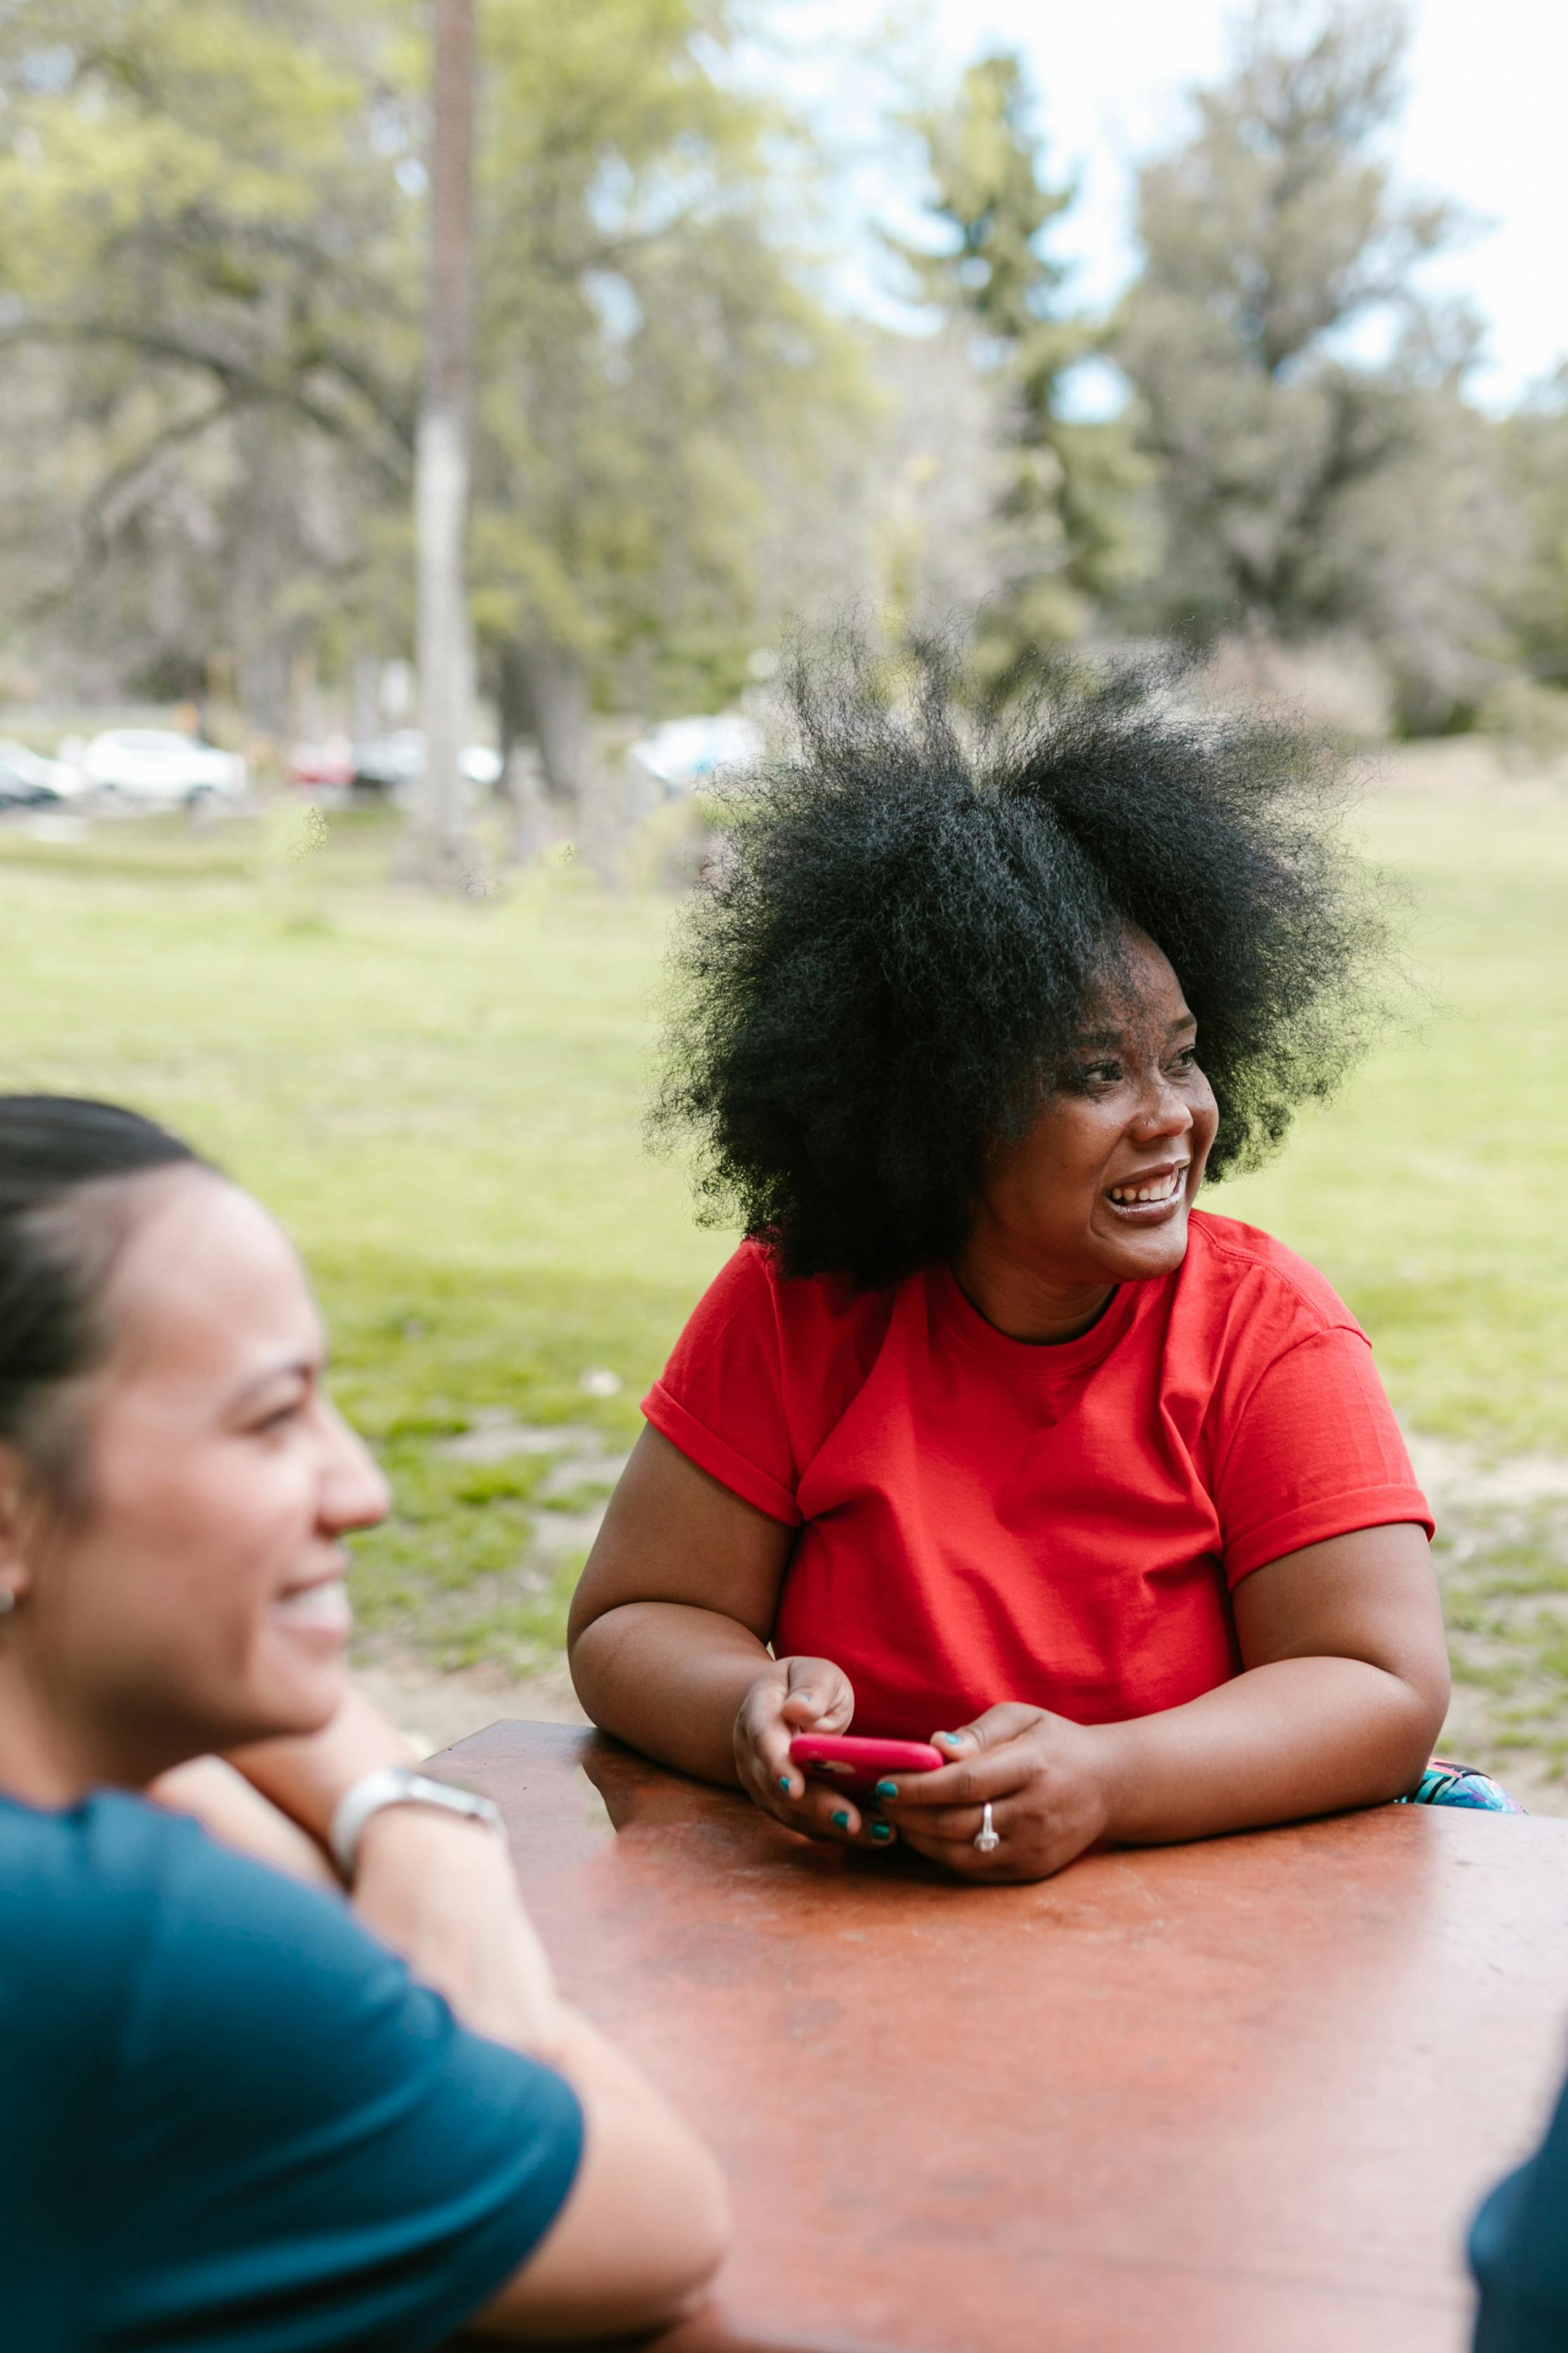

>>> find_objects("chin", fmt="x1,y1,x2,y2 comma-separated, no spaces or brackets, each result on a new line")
240,1653,350,1745
1105,1216,1193,1282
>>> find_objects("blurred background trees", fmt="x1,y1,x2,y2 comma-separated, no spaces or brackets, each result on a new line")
467,0,864,808
0,0,1563,827
1499,372,1568,690
0,0,868,799
0,0,414,726
897,52,1146,680
1112,0,1517,730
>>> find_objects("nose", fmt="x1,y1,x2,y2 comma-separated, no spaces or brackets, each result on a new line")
1129,1063,1194,1143
317,1400,391,1535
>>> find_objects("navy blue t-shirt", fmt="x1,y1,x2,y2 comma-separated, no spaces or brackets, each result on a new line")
1472,2064,1568,2352
0,1788,584,2352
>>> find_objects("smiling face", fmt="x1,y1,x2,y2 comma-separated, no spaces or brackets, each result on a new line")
4,1169,388,1783
970,929,1220,1298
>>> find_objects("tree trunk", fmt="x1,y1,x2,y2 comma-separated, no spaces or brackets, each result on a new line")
575,747,636,891
512,636,590,805
495,640,552,864
494,745,553,865
350,652,381,742
407,0,476,888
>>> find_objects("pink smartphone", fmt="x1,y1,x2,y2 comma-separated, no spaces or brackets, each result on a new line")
788,1733,946,1797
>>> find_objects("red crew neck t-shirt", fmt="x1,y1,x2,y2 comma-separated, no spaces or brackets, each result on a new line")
643,1212,1432,1741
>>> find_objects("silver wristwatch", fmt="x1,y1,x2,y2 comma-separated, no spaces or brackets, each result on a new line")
329,1765,505,1881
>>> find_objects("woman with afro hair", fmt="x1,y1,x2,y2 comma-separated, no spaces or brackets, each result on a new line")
568,638,1460,1884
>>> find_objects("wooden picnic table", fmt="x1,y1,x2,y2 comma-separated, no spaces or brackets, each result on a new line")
432,1720,1568,2353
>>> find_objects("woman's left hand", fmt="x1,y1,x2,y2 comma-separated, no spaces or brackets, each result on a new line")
879,1703,1115,1882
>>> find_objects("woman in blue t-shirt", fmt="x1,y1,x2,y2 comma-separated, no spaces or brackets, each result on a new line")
0,1093,727,2353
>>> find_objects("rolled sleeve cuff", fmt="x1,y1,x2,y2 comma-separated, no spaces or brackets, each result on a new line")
1223,1485,1435,1588
642,1383,801,1526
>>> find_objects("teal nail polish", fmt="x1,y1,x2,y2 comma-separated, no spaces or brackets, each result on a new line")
869,1821,893,1842
778,1776,793,1793
831,1809,850,1829
874,1779,898,1800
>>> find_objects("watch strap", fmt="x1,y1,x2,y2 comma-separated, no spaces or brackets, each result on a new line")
329,1764,504,1881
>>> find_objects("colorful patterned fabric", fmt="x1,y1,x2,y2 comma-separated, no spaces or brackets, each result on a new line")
1396,1758,1524,1813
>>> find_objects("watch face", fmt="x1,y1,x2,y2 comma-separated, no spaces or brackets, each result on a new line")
331,1766,503,1882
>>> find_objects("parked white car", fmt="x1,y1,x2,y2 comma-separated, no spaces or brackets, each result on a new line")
80,729,247,806
350,731,503,795
626,713,759,797
0,738,81,801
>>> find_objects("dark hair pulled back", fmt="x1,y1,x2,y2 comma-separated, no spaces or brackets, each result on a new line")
0,1096,206,1476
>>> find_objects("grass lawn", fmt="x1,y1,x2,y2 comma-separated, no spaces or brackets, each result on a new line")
4,785,1567,1776
1,807,730,1676
1218,789,1568,1457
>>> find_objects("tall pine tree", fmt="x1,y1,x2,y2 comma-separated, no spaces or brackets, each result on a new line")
902,53,1145,676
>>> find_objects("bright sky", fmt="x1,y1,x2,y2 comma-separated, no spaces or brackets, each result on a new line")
766,0,1568,414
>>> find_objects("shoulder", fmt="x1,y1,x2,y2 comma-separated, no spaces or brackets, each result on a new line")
674,1236,898,1365
0,1781,186,1883
1179,1210,1364,1343
0,1790,449,2095
650,1238,909,1514
108,1799,581,2191
125,1800,582,2111
121,1804,437,2080
0,1792,421,2102
37,1808,584,2347
0,1790,385,2117
0,1789,182,1998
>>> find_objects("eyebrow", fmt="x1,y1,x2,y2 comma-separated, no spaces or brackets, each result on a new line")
1073,1014,1197,1047
226,1357,319,1412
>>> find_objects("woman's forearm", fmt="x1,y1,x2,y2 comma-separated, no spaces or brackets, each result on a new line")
569,1600,771,1785
473,2005,730,2340
1095,1656,1443,1847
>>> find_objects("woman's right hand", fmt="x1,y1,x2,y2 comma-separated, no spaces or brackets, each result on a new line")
732,1656,891,1849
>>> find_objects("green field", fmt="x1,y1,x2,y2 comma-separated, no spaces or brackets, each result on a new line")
4,789,1567,1777
1218,792,1568,1456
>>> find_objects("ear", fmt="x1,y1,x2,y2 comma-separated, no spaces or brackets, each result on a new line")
0,1441,37,1607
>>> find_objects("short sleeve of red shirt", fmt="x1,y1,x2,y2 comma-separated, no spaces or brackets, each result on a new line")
1211,1323,1429,1586
642,1242,803,1525
643,1239,890,1528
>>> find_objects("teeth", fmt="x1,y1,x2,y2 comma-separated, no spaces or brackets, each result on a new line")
1108,1170,1187,1206
272,1578,353,1634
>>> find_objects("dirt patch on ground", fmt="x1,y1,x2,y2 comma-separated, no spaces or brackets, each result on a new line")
356,1652,588,1760
353,1415,608,1755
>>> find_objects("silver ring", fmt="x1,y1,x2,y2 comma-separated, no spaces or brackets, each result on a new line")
974,1801,1000,1854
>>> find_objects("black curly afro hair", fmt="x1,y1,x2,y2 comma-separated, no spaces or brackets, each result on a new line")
654,633,1390,1290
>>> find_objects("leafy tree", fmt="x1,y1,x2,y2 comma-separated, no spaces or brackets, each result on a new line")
468,0,862,801
1498,367,1568,687
899,51,1145,670
1112,0,1516,727
0,0,865,803
0,0,417,722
